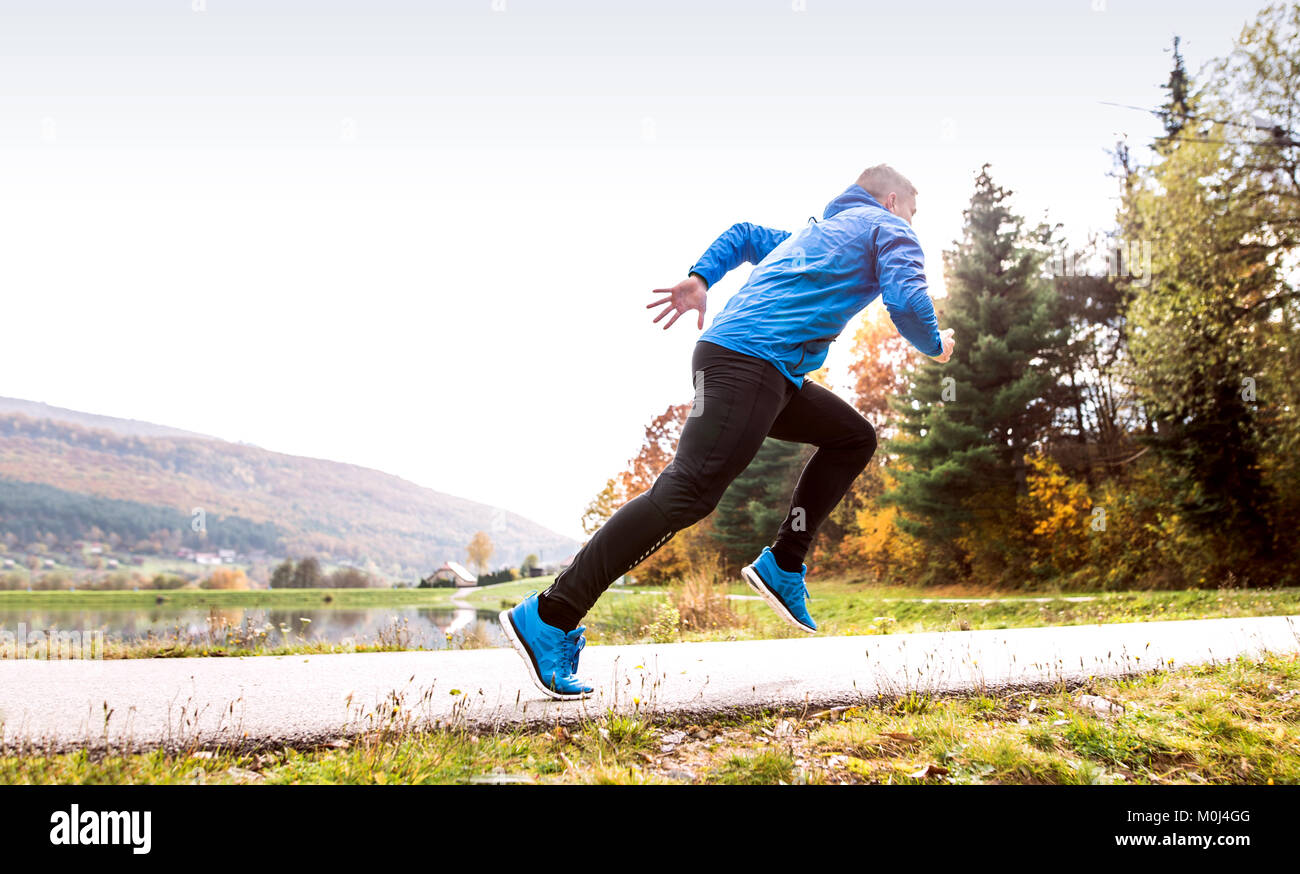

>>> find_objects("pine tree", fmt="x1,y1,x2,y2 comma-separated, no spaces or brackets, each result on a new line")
1159,35,1191,143
881,166,1060,578
710,437,809,571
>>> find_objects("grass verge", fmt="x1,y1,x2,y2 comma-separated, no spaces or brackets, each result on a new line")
4,651,1295,784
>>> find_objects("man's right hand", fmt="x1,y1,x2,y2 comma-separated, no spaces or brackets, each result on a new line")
647,274,708,331
928,328,956,363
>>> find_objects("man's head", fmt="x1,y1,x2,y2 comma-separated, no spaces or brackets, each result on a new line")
856,164,918,225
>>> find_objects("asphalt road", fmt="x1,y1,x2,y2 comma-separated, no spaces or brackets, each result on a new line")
1,615,1296,752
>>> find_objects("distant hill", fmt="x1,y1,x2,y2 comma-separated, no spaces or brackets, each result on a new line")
0,404,578,576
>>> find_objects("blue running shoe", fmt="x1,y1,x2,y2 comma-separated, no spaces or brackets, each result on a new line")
741,547,816,633
500,592,594,700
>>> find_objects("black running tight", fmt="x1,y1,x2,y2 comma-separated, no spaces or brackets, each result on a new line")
541,339,876,622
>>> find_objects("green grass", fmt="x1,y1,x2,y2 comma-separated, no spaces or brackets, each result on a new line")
803,651,1300,785
578,577,1300,645
4,652,1296,784
714,749,797,784
0,578,539,610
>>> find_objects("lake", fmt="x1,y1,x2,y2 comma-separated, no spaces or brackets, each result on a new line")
0,605,509,653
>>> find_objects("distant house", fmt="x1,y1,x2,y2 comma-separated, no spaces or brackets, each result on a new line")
420,560,477,588
217,549,236,563
195,553,222,566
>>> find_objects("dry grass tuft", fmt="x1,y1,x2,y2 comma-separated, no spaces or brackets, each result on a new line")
669,552,746,633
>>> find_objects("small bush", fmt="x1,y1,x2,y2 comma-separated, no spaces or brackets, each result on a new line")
200,568,251,590
644,601,680,644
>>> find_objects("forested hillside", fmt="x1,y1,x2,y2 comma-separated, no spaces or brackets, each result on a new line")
0,412,576,575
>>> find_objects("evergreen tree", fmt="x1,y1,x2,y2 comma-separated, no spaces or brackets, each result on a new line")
1158,35,1191,143
881,166,1059,578
710,438,809,571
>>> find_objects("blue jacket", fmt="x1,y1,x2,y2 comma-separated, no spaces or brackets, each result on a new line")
689,183,942,388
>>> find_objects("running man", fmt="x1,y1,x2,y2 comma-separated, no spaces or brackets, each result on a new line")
500,164,956,699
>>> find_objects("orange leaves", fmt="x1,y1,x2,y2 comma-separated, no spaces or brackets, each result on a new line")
200,567,250,590
846,304,912,428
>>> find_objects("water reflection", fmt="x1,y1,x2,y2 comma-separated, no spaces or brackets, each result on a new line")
0,606,508,652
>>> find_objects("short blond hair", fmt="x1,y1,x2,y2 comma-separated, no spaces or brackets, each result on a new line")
856,164,917,202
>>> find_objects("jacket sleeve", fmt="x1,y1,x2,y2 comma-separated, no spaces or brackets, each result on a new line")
687,222,791,289
876,224,943,357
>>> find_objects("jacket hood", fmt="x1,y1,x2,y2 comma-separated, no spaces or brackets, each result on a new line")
822,183,886,220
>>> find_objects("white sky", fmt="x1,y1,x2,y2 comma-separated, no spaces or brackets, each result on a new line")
0,0,1265,541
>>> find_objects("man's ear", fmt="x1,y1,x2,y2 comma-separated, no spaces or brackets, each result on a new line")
882,192,897,212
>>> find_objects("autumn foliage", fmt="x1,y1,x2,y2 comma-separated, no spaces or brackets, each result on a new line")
200,567,251,590
580,402,720,584
591,10,1300,592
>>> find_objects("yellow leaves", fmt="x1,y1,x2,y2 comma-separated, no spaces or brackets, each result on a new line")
805,368,833,389
466,531,494,575
1017,450,1091,571
839,502,928,580
842,756,876,778
852,504,899,555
